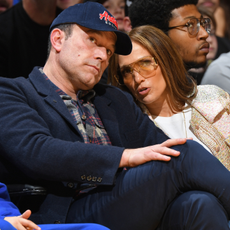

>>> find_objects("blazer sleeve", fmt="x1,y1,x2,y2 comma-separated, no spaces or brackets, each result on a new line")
0,78,123,186
0,77,169,186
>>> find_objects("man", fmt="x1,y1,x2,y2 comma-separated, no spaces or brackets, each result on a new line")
189,5,230,84
1,2,230,230
0,0,62,79
129,0,210,70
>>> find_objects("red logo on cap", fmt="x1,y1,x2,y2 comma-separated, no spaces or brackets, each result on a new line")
99,11,118,29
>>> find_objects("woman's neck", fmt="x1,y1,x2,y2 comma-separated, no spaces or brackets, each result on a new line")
146,101,175,117
143,92,177,117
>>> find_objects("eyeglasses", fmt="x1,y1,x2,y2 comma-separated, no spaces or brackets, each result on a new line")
117,56,158,84
167,16,211,36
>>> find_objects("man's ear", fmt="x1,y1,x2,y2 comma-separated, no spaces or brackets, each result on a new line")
50,28,65,52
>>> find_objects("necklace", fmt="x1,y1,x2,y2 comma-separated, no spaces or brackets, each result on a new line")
182,111,188,139
144,106,188,139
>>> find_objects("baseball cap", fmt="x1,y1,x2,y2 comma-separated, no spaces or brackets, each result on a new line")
50,2,132,55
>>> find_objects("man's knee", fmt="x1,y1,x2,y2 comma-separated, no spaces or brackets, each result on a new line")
159,191,229,230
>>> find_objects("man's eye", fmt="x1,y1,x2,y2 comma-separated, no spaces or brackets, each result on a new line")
107,49,112,56
187,22,194,28
90,37,96,43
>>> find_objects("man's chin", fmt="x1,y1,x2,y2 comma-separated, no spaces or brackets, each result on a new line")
184,60,207,70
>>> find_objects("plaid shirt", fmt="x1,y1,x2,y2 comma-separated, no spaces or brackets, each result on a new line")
40,68,111,146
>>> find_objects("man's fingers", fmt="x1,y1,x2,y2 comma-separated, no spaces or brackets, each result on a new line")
160,138,187,148
149,146,180,160
151,152,172,161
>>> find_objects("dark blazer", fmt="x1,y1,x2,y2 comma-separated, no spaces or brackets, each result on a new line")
0,67,168,224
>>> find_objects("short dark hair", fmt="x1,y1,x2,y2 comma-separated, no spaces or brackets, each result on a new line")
129,0,198,33
47,24,73,58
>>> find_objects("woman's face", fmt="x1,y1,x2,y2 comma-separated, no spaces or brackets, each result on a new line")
197,0,220,13
118,41,167,107
206,29,218,60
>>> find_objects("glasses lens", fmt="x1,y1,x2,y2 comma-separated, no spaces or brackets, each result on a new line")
120,66,133,78
201,18,211,34
187,18,199,35
120,57,156,82
137,57,156,77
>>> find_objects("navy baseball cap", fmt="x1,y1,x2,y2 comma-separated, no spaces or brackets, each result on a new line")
50,2,132,55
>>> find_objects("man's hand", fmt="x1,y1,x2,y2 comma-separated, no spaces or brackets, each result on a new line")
4,210,41,230
119,138,187,168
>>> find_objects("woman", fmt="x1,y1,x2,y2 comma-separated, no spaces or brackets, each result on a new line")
109,25,230,170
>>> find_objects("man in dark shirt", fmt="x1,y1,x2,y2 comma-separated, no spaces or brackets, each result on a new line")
0,0,62,78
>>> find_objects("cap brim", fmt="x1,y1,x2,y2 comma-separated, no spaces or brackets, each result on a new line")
113,31,132,55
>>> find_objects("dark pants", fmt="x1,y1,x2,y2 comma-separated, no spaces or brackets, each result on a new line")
67,140,230,230
158,191,229,230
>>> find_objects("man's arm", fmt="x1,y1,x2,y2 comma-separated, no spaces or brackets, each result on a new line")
0,77,185,185
119,138,185,168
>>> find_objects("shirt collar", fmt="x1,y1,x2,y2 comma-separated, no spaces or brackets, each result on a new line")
39,67,96,102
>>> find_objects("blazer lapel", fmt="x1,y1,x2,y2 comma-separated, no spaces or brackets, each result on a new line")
93,95,123,147
28,67,82,135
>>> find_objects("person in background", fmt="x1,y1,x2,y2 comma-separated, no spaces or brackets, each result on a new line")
102,0,128,32
128,0,210,71
188,5,230,84
0,0,62,79
84,0,131,32
110,25,230,169
57,0,83,10
0,182,110,230
0,0,13,13
196,0,219,14
201,50,230,94
214,0,230,40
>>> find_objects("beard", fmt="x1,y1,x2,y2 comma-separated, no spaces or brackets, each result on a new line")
183,60,207,70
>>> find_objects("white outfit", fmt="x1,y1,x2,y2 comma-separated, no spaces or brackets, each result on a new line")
150,108,212,153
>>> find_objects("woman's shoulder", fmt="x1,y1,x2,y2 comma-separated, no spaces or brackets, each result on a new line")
192,85,229,122
195,85,228,102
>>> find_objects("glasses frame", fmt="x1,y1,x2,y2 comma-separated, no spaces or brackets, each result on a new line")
121,55,157,77
114,56,158,86
167,16,211,36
